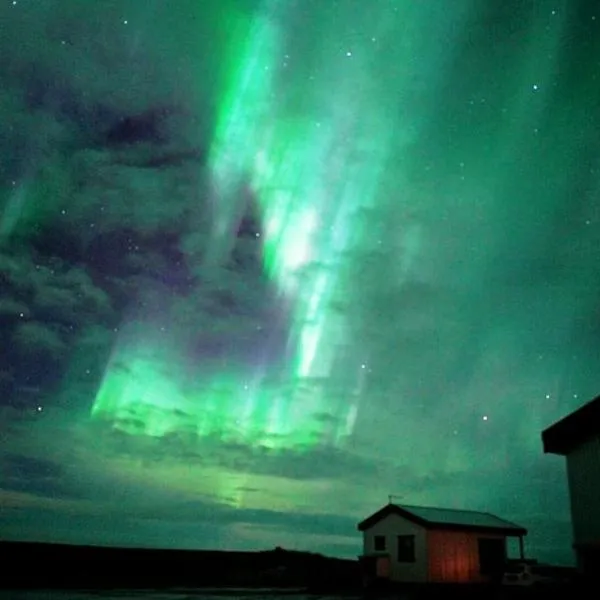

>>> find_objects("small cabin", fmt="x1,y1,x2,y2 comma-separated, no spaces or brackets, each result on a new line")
357,503,527,585
542,394,600,577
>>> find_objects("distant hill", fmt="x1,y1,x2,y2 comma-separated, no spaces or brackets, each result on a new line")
0,540,360,590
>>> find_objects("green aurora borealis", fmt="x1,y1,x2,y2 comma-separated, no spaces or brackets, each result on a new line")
2,0,600,563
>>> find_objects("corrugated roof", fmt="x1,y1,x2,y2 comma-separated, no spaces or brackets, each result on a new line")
357,503,527,535
399,504,524,531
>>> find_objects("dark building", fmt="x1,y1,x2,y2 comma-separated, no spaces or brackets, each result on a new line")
542,395,600,576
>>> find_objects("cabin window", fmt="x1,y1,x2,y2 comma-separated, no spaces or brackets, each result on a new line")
374,535,386,551
397,535,415,562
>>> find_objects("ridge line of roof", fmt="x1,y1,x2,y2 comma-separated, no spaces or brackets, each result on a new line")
357,503,527,534
398,503,499,516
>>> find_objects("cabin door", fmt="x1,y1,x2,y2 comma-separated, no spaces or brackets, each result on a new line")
360,555,390,584
376,555,390,578
478,538,505,580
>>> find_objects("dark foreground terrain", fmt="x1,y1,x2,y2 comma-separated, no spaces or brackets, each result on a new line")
0,541,359,591
0,541,586,599
0,587,589,600
0,593,356,600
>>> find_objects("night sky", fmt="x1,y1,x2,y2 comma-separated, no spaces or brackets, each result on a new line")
1,0,599,565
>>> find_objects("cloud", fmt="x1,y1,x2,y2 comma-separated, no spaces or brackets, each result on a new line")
0,249,118,404
0,453,83,500
12,321,67,358
0,297,31,321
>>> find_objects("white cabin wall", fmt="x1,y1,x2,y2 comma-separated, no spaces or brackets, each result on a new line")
363,513,428,583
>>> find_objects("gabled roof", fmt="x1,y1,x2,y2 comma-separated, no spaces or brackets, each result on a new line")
357,504,527,536
542,395,600,455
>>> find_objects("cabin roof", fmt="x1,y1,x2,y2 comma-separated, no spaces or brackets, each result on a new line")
542,394,600,455
357,503,527,536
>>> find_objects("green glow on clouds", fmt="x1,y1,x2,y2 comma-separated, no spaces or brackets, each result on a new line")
91,0,404,455
91,1,375,450
3,0,597,562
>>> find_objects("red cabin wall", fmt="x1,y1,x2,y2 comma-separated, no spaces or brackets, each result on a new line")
426,530,504,583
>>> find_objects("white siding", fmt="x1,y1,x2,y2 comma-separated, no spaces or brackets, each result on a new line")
566,433,600,546
363,513,428,583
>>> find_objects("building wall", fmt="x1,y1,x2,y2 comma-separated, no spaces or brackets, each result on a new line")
426,530,505,583
566,433,600,568
363,513,428,583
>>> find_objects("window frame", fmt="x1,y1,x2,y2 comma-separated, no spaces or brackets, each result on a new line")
373,534,386,552
397,534,416,563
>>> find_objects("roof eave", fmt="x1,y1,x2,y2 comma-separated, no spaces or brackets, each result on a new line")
421,522,527,536
541,395,600,456
357,507,527,536
358,522,527,536
542,439,568,455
